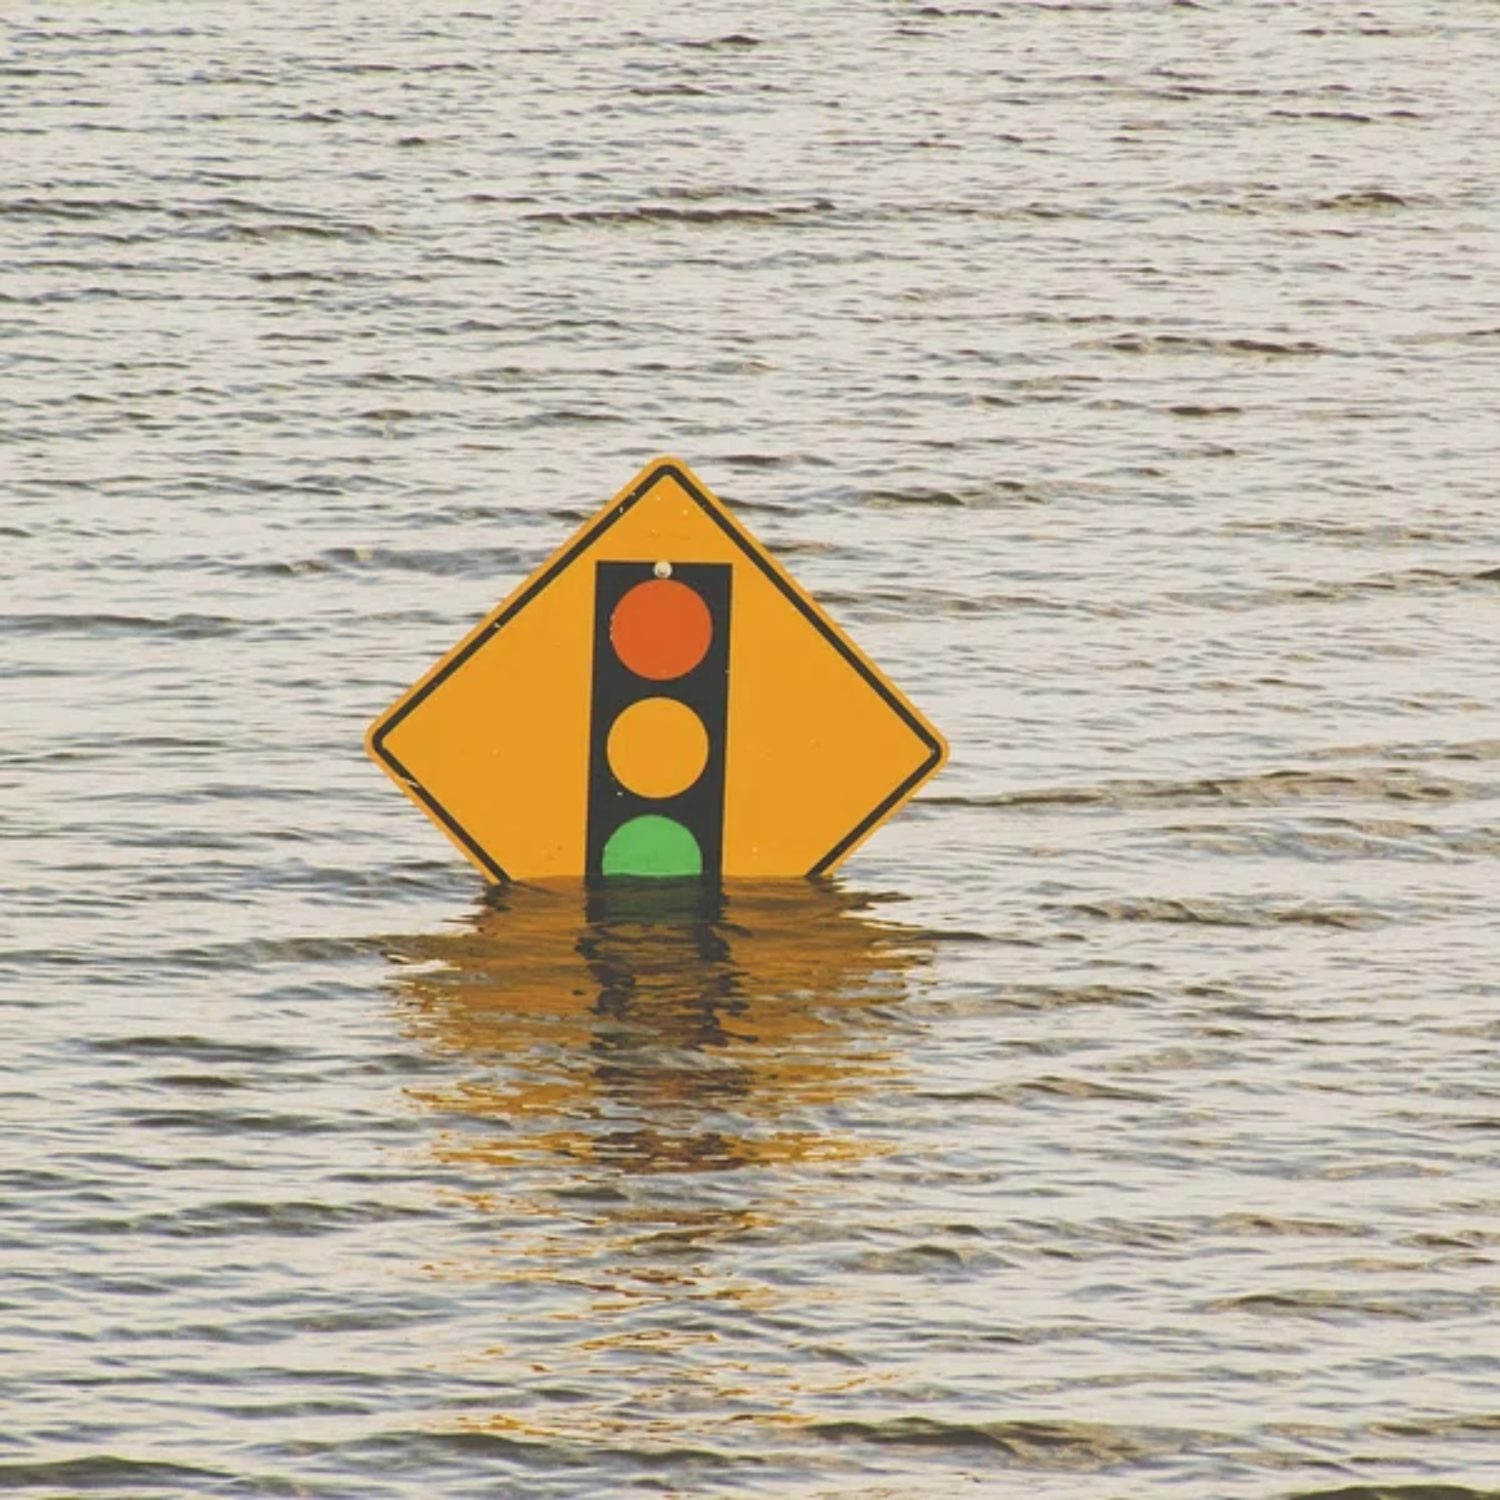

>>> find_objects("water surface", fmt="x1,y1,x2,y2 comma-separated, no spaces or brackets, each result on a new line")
4,0,1500,1494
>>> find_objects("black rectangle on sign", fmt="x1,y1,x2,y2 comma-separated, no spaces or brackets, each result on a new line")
585,561,732,881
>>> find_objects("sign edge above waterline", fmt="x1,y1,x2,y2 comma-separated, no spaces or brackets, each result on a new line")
365,456,949,882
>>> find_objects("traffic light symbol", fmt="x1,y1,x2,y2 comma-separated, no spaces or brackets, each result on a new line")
585,561,732,880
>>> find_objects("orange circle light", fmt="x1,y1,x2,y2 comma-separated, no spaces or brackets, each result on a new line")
606,697,709,799
609,579,712,680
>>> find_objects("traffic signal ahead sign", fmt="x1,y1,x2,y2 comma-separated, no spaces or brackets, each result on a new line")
367,458,947,881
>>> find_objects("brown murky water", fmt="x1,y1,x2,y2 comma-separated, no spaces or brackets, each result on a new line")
4,1,1500,1494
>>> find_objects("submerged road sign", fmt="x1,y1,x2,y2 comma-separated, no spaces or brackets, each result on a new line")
366,458,947,881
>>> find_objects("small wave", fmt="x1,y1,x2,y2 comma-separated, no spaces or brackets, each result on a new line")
930,766,1480,812
1212,185,1426,216
1405,1228,1500,1251
523,200,834,228
1172,816,1500,864
902,926,995,945
863,484,966,506
0,194,168,221
852,1242,983,1273
251,266,368,282
2,611,241,639
1293,1486,1500,1500
35,935,391,980
1016,1074,1158,1102
1092,332,1327,357
88,1034,300,1062
256,543,528,578
85,1198,432,1240
809,1416,1189,1469
718,452,793,469
1210,1289,1459,1322
1065,897,1384,930
1270,108,1376,124
816,586,1061,618
122,1107,343,1135
1315,188,1410,210
678,32,763,48
193,218,380,242
318,61,403,75
0,1457,229,1487
298,1424,745,1468
1371,1415,1500,1440
517,407,627,427
987,982,1153,1011
1268,565,1500,604
285,106,399,122
1216,1213,1369,1239
1225,516,1475,547
924,1074,1158,1105
909,5,1015,18
629,82,711,97
1310,737,1500,767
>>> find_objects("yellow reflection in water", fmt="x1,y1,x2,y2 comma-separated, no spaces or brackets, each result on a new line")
389,880,928,1178
385,880,931,1450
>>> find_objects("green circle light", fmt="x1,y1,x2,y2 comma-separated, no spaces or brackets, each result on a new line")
601,815,703,879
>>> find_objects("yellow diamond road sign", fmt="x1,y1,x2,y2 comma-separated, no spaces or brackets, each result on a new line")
366,458,948,881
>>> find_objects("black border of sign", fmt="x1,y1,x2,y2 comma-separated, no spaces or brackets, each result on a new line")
369,461,946,884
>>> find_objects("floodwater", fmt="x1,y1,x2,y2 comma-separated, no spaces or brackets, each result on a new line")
4,1,1500,1494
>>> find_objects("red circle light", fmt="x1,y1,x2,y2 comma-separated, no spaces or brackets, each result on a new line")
609,579,712,680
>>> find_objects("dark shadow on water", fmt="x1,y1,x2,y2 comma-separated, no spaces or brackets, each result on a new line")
385,878,931,1178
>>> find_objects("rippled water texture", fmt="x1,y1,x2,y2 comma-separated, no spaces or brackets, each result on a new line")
5,0,1500,1494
